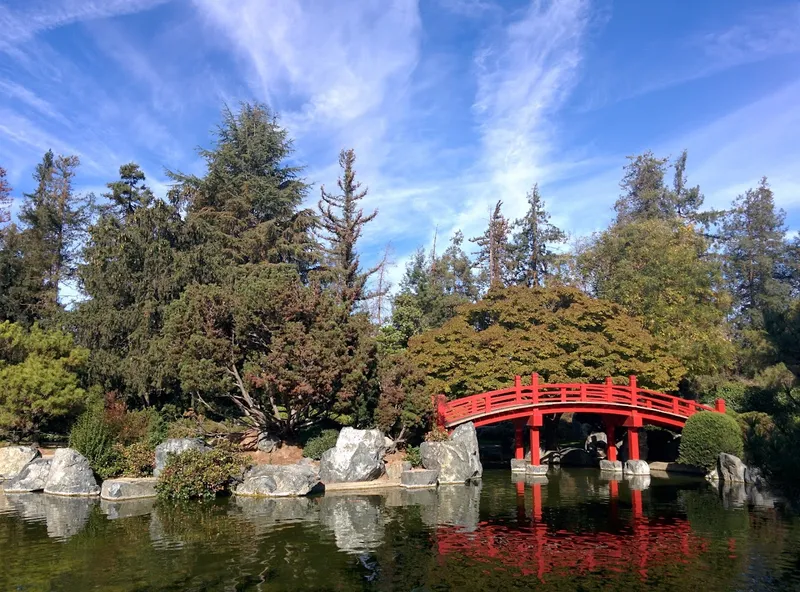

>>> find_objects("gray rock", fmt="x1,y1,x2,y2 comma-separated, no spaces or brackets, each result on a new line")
3,458,52,492
319,427,385,484
585,432,608,456
320,494,384,553
623,459,650,476
43,448,100,497
101,478,158,500
385,460,411,480
705,468,719,482
101,498,156,520
257,432,280,453
235,463,320,497
525,464,548,476
421,422,482,484
510,458,528,472
401,469,439,488
0,446,39,480
154,438,207,477
717,453,746,483
599,460,623,473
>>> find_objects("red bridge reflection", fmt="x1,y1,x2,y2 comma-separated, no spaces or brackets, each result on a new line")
435,480,710,581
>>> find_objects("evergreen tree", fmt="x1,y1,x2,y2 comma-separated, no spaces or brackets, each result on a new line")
318,148,380,311
73,164,186,406
0,166,11,225
18,151,92,315
471,200,512,289
721,178,790,320
510,184,566,287
169,103,317,283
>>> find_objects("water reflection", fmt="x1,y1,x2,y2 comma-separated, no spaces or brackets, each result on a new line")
0,471,797,591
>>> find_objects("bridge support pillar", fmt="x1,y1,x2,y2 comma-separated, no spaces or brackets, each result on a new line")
513,419,525,460
628,428,640,461
527,411,543,465
605,420,617,462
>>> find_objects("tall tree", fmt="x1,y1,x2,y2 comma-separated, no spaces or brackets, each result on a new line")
73,164,186,406
510,184,566,287
0,166,11,225
169,103,316,283
18,151,92,314
471,200,512,289
721,178,790,320
318,148,380,311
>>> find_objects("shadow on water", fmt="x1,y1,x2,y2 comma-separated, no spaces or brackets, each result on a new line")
1,469,800,591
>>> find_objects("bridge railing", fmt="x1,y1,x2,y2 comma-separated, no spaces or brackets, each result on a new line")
440,374,721,426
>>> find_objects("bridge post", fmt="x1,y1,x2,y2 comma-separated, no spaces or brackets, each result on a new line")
715,398,726,413
628,428,640,461
514,419,524,460
629,375,637,406
605,420,617,462
527,411,543,466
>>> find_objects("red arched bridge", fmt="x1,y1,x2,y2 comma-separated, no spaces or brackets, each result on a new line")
435,373,726,465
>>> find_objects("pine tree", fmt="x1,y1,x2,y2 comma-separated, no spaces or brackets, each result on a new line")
721,177,790,323
510,184,566,287
471,200,512,289
318,148,380,310
103,162,154,217
17,151,92,315
0,166,11,225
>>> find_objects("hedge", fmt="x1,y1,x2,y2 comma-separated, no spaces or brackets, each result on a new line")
678,411,743,470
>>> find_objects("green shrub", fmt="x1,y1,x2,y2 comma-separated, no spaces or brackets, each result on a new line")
156,448,247,501
678,411,744,470
118,441,156,477
405,446,422,468
69,411,122,479
166,418,202,440
302,429,339,460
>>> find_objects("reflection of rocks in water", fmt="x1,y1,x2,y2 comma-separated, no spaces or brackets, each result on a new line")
319,495,384,554
233,495,319,534
719,480,777,510
101,498,155,520
383,486,438,509
625,475,651,491
433,483,482,532
7,493,96,540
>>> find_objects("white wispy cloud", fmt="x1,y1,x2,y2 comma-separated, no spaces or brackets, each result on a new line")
0,0,172,49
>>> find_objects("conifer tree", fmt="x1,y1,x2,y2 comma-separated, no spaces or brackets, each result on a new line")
510,184,566,287
471,200,512,289
0,166,11,225
318,148,380,311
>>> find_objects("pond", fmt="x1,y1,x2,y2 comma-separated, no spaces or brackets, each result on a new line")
1,469,798,591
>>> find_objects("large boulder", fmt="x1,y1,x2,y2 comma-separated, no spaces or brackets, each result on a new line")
623,459,650,476
401,469,439,488
101,478,158,500
0,446,39,480
585,432,607,457
386,460,411,480
421,423,482,484
319,428,385,484
154,438,207,477
717,453,747,483
43,448,100,496
235,463,320,497
3,458,52,492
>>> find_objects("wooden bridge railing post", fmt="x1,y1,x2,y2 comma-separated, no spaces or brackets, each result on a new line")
715,398,726,413
629,375,637,406
580,383,587,401
515,375,522,404
531,373,539,404
605,376,613,402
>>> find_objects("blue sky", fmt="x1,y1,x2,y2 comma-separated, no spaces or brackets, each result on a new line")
1,0,799,288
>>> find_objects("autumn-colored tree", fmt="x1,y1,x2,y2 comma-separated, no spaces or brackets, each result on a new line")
408,286,685,398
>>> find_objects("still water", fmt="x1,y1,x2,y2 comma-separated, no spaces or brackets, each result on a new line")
1,469,798,591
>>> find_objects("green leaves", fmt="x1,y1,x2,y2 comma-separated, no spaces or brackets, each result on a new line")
0,321,88,440
408,286,685,399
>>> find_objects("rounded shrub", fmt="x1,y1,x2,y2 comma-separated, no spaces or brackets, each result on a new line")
302,429,339,460
678,411,743,470
156,448,247,501
405,446,422,468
